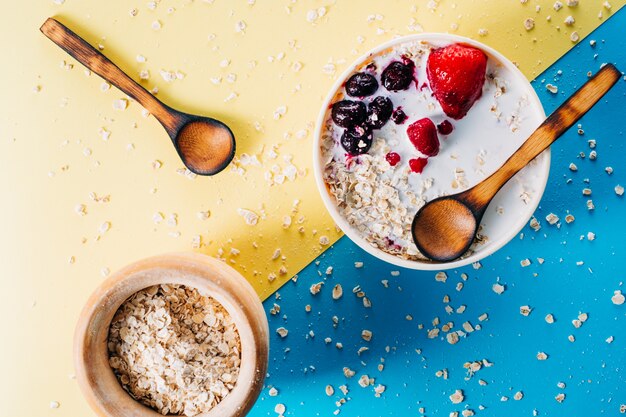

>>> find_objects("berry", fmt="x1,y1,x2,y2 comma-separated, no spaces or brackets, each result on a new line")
407,118,440,157
366,96,393,129
437,120,454,135
385,152,401,166
381,61,414,91
345,72,379,97
340,125,373,155
331,100,366,128
409,158,428,173
427,43,487,119
391,107,408,124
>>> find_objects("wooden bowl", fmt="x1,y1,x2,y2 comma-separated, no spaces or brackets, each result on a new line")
74,253,269,417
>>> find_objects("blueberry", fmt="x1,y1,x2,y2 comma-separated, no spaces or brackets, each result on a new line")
437,120,454,135
381,61,414,91
340,125,373,155
366,96,393,129
391,107,408,124
331,100,366,128
345,73,379,97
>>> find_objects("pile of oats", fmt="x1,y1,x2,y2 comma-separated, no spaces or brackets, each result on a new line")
108,284,241,416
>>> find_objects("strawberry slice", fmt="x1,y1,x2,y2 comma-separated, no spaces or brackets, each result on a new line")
407,117,439,157
426,43,487,120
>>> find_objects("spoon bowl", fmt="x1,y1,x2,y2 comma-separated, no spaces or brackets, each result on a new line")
412,197,478,262
412,63,621,262
40,17,235,176
174,118,235,175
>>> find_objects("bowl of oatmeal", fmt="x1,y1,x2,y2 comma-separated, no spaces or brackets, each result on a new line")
313,34,549,270
74,253,269,417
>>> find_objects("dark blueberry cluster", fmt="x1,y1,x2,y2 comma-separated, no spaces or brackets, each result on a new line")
332,70,400,154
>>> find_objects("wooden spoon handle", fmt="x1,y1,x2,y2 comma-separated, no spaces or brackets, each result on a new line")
466,64,621,209
40,18,178,133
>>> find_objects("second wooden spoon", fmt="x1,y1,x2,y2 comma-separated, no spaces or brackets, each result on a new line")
40,17,235,176
412,63,621,262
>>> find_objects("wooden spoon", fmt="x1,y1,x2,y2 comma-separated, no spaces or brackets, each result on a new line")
412,63,621,262
40,17,235,176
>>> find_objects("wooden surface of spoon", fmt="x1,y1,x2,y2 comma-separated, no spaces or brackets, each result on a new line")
412,63,622,262
40,17,235,176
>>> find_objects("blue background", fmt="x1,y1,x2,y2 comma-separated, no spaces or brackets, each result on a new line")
252,8,626,417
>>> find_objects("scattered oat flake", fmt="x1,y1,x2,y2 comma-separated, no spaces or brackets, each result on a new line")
237,208,259,225
520,305,532,316
546,83,558,94
435,271,447,282
537,352,548,360
274,403,286,415
611,290,625,305
319,236,330,246
98,221,111,234
514,391,524,400
276,327,288,338
492,283,505,294
310,282,323,295
615,185,624,196
449,389,464,404
524,18,535,30
546,213,559,225
446,332,460,345
555,393,566,403
545,313,555,323
332,284,343,300
113,98,128,110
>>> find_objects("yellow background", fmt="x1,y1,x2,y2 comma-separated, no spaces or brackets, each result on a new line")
1,0,622,416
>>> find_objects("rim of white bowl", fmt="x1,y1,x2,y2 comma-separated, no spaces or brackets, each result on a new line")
312,33,550,271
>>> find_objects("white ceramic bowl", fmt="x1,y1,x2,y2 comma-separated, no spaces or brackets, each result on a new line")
313,33,550,270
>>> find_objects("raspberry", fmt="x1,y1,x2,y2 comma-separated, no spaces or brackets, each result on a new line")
409,158,428,173
407,118,440,157
385,152,401,166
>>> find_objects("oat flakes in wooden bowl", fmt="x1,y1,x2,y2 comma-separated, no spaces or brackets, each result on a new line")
74,253,269,417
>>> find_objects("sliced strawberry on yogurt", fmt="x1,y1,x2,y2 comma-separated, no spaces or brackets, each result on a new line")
426,43,487,120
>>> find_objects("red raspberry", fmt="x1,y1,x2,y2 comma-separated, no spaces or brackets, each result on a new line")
407,118,440,157
409,158,428,173
385,152,401,166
